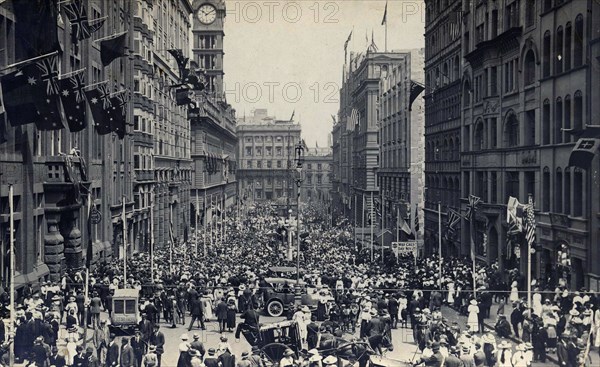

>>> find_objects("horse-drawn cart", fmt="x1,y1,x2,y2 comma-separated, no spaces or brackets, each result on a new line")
241,320,302,364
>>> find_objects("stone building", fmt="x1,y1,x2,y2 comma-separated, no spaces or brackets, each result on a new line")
423,0,463,257
301,146,333,205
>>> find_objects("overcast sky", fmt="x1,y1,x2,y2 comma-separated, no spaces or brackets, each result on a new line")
223,0,425,147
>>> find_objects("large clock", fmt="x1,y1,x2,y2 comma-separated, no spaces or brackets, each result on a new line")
197,3,217,24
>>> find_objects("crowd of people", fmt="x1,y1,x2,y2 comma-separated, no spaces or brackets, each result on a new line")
0,201,596,366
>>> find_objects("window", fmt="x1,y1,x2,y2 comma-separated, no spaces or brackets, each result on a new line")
574,15,583,67
477,171,488,201
504,114,519,147
574,91,583,132
542,99,551,145
247,161,253,168
564,95,571,142
267,161,272,168
276,147,282,156
474,121,485,150
505,1,519,29
555,26,563,74
555,98,563,144
491,10,498,39
525,110,536,146
543,0,552,12
524,50,536,85
257,161,262,168
506,172,519,200
543,167,550,211
490,118,497,148
564,168,571,215
526,0,535,27
525,171,535,200
454,55,460,80
317,175,322,184
490,172,497,203
565,23,572,71
277,161,282,168
543,31,551,77
573,169,583,217
463,81,471,107
245,147,253,156
490,66,498,96
555,168,563,213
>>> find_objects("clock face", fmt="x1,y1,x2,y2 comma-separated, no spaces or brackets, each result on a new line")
198,4,217,24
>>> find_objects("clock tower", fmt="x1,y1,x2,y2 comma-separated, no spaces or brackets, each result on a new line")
192,0,226,95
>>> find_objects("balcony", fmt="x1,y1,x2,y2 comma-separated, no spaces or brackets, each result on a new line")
134,170,155,182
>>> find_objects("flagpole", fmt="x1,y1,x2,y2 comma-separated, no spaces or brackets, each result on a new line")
471,203,476,298
381,191,384,262
362,194,365,254
92,30,128,44
8,184,14,367
354,194,357,259
438,202,442,286
169,203,173,274
82,80,109,90
195,193,199,256
0,50,60,73
370,191,374,262
150,191,154,283
204,188,207,257
122,197,127,282
396,205,400,243
527,193,533,312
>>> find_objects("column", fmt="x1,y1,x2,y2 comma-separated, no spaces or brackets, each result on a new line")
44,217,65,282
62,211,83,270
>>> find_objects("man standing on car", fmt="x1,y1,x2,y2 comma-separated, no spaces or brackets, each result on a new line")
235,307,260,339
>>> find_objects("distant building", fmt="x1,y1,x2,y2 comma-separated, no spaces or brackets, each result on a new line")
236,109,301,214
302,146,333,204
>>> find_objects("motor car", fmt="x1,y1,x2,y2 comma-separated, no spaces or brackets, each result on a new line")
110,288,140,331
261,277,320,317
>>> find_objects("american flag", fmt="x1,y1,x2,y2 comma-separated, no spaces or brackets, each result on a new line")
525,195,536,247
448,11,464,39
347,108,359,131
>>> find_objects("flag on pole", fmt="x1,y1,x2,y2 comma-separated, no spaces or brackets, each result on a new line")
84,83,113,135
444,209,461,240
167,49,190,82
344,31,352,52
58,70,87,132
63,0,104,43
169,209,175,246
381,1,388,25
466,194,482,220
347,108,359,131
100,32,127,67
525,195,536,247
109,90,128,139
506,196,526,235
414,204,420,233
290,110,295,122
13,0,61,59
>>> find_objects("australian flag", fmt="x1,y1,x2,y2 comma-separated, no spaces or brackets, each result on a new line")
109,91,128,139
58,70,87,132
85,84,112,135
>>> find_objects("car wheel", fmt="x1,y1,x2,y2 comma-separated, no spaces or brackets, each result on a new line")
267,299,284,317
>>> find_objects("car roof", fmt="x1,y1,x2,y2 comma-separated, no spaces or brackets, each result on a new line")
265,277,307,285
113,289,140,298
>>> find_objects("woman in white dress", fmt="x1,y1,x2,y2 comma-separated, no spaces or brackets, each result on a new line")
201,290,214,321
532,290,543,317
467,299,480,333
509,281,519,303
496,341,513,367
446,281,455,305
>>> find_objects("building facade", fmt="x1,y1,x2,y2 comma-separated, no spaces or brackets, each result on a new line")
236,109,301,214
424,0,463,256
378,49,425,240
190,0,238,242
460,0,600,289
0,0,135,284
301,147,333,204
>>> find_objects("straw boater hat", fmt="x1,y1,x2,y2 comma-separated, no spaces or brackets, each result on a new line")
323,356,338,365
498,341,511,349
180,334,189,341
516,343,526,352
241,352,249,359
470,299,478,306
569,309,580,317
149,345,157,352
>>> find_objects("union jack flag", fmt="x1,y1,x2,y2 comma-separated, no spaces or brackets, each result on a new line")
63,0,104,42
36,54,60,96
98,84,111,109
69,70,86,103
525,195,536,247
445,208,462,238
465,194,482,220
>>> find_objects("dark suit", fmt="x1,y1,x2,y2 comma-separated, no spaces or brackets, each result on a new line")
121,344,136,367
218,351,235,367
204,356,219,367
150,331,165,367
106,342,120,367
188,298,205,331
131,337,147,367
215,301,228,332
49,353,67,367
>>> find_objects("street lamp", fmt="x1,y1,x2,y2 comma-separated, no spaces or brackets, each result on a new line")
293,142,304,305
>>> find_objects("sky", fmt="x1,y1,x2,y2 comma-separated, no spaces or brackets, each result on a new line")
223,0,425,148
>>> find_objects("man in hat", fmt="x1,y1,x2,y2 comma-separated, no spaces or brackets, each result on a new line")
94,318,110,363
90,291,102,327
511,343,528,367
49,345,67,367
87,345,101,367
218,345,236,367
190,333,206,359
414,341,445,366
237,351,252,367
131,330,146,367
280,349,296,367
494,314,511,338
204,348,219,367
322,355,337,367
188,348,203,367
236,307,261,339
444,346,463,367
142,345,158,367
150,324,165,367
106,333,120,367
188,296,206,331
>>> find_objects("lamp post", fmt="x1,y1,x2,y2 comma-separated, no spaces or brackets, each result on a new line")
294,141,304,305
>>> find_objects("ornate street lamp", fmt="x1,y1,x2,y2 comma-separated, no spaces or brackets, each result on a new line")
293,142,304,305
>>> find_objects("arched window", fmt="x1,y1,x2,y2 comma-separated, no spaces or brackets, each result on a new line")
463,80,471,107
454,55,460,80
555,26,564,74
574,90,583,132
573,168,583,217
543,167,550,212
542,99,551,145
443,63,449,86
449,138,455,160
555,97,563,144
555,168,563,213
474,120,485,150
435,67,440,88
565,22,572,70
454,177,460,207
524,49,536,85
426,73,431,93
564,167,571,215
443,139,449,160
543,31,551,77
574,14,583,67
504,113,519,147
564,95,571,142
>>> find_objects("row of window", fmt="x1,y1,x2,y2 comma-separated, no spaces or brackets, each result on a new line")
425,133,461,162
542,91,584,145
542,167,585,216
425,55,460,92
244,146,287,157
244,136,295,143
542,15,585,78
424,175,461,209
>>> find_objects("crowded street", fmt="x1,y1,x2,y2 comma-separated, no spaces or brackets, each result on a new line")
1,203,597,366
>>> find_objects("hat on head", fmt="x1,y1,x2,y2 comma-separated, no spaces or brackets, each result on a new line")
284,349,295,357
208,348,216,355
323,356,338,365
241,352,249,358
470,299,478,306
499,341,511,349
193,333,200,340
569,309,580,316
583,309,592,316
516,343,526,351
149,345,157,352
220,336,227,342
189,349,199,357
180,333,189,341
251,346,260,353
461,345,470,353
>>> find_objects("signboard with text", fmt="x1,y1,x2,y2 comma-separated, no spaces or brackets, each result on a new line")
391,241,419,257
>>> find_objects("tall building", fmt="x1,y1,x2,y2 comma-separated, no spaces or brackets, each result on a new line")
335,49,408,241
460,0,600,289
189,0,238,239
378,49,425,240
423,0,463,256
131,0,194,253
0,0,135,284
236,109,301,214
